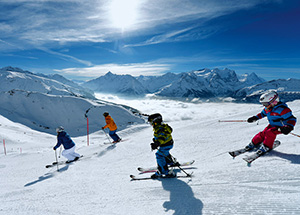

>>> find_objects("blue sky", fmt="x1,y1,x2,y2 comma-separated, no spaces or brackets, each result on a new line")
1,0,300,81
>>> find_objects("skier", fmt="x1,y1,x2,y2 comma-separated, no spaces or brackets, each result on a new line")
53,126,81,163
148,113,177,179
102,112,121,143
245,91,297,155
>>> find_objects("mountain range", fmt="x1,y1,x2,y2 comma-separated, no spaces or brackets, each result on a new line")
82,68,300,102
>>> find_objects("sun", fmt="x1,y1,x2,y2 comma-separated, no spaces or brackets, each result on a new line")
110,0,140,31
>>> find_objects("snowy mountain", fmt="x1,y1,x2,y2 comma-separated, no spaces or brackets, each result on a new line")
0,66,94,99
85,69,300,102
82,68,270,101
82,71,148,96
235,78,300,102
238,72,266,87
1,97,300,214
0,90,144,136
0,67,144,136
156,68,264,99
136,72,180,93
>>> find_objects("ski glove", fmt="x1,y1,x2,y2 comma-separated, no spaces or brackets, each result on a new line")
247,116,258,123
150,142,160,150
279,125,293,135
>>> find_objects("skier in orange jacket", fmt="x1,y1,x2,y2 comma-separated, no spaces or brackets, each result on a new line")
102,112,121,143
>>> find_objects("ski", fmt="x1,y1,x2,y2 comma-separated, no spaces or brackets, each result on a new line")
130,172,193,181
243,140,281,165
45,155,83,168
103,139,126,145
45,161,66,168
229,143,263,158
137,160,195,173
228,148,248,158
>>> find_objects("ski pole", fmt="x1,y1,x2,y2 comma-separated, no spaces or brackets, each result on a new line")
218,120,247,122
290,132,300,138
103,129,112,144
55,149,59,172
59,146,62,158
157,148,192,177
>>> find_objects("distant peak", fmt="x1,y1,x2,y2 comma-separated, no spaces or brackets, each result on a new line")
105,71,114,76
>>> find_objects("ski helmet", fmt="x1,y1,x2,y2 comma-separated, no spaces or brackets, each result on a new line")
103,112,109,117
56,126,64,133
259,91,279,107
148,113,162,125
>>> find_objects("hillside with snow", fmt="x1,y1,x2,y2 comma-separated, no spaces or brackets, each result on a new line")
1,96,300,215
0,67,144,136
0,67,94,99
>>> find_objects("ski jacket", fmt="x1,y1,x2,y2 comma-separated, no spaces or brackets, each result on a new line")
54,131,75,150
103,115,118,131
153,123,173,146
255,102,297,128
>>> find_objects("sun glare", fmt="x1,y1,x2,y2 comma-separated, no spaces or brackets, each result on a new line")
110,0,140,31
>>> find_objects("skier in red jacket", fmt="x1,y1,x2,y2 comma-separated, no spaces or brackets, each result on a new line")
245,91,297,155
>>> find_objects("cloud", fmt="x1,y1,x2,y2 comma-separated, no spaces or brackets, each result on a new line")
38,47,93,66
54,62,171,78
0,0,279,50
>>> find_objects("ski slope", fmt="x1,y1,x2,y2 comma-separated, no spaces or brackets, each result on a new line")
1,97,300,215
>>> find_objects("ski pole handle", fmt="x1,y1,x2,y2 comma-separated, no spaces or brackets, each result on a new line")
280,120,300,138
218,120,247,122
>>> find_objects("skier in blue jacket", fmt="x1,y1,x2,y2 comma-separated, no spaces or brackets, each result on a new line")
53,126,80,163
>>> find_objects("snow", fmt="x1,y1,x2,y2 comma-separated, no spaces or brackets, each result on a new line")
1,94,300,215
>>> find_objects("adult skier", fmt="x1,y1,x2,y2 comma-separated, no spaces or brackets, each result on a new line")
245,91,297,155
53,126,81,163
102,112,121,143
148,113,177,179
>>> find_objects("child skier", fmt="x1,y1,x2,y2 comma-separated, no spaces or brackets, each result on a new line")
245,91,297,154
53,126,81,163
148,113,177,179
102,112,121,143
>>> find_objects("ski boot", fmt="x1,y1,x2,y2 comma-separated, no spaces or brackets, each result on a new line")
244,142,256,151
257,144,270,155
165,169,176,178
151,171,162,179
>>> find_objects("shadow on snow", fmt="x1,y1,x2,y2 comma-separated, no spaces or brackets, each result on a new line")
271,151,300,164
159,177,203,215
24,165,70,187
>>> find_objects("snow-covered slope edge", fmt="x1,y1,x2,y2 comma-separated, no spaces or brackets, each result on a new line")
0,90,144,136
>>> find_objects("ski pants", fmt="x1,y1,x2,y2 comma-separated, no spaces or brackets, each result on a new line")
252,124,281,149
62,145,80,161
155,145,173,175
109,129,120,142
